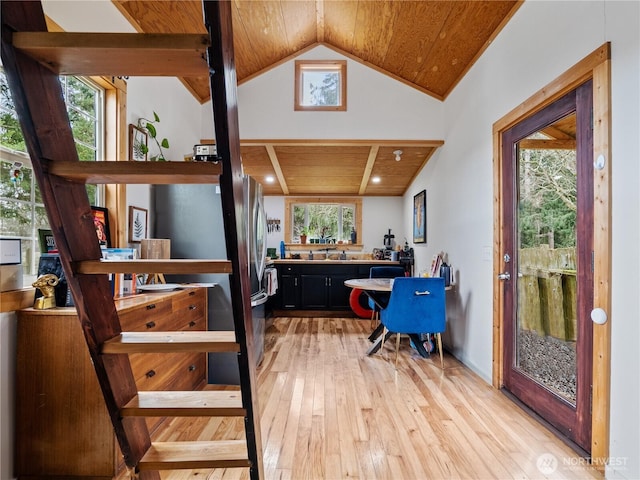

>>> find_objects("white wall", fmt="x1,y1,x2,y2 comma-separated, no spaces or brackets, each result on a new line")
406,1,639,479
202,44,444,142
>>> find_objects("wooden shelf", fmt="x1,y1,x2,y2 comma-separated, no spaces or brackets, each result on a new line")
74,259,232,275
48,160,222,184
122,391,246,417
139,441,250,471
101,331,239,354
12,32,209,77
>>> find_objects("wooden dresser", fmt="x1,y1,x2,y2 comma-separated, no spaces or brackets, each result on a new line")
14,287,207,479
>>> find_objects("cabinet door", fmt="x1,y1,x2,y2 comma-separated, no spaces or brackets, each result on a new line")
328,273,353,309
300,274,328,308
280,274,300,308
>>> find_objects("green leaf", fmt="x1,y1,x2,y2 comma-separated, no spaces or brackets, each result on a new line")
140,144,149,154
146,123,157,138
160,138,169,148
153,111,160,122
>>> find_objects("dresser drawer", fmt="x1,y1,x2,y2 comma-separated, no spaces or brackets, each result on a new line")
118,297,173,332
170,289,207,330
131,352,203,391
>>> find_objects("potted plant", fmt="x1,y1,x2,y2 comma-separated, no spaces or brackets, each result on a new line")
300,227,309,244
137,112,170,161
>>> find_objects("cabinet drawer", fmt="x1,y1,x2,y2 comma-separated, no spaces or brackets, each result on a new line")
131,352,204,391
171,289,206,329
119,298,173,332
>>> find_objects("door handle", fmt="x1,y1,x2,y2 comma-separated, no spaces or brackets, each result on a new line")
497,272,511,281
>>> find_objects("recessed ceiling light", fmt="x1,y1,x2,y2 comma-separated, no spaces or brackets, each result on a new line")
371,176,381,183
265,175,275,183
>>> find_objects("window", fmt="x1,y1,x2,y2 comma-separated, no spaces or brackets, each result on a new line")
285,197,362,244
295,60,347,111
1,70,104,283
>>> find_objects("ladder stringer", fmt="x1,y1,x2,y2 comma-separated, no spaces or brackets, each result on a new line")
203,2,265,479
1,2,156,476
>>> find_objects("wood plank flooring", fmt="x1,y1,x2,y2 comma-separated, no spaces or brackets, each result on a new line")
143,317,603,479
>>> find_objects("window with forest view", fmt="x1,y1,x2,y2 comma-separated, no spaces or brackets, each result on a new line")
1,70,104,282
291,203,356,243
295,60,347,111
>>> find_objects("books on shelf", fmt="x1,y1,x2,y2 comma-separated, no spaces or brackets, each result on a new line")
101,247,137,297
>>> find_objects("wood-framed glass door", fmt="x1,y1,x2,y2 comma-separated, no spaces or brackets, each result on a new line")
500,80,593,452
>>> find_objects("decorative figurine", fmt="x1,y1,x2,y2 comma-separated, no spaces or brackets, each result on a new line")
32,273,60,309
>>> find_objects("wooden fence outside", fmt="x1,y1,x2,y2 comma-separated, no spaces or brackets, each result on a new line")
518,245,577,341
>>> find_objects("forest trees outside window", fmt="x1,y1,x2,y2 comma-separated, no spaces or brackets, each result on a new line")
295,60,347,111
1,70,104,282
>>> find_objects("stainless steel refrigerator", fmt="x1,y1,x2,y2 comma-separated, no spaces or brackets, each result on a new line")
151,176,268,384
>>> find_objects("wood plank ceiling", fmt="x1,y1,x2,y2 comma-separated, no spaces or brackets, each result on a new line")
113,0,521,196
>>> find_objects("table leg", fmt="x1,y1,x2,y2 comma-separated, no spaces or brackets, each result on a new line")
368,323,384,342
408,333,430,358
366,329,393,355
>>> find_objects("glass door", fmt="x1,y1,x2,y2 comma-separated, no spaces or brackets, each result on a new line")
501,81,593,452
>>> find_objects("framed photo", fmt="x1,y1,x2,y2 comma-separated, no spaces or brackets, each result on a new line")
38,228,57,253
91,206,111,247
413,189,426,244
129,206,148,243
129,124,148,161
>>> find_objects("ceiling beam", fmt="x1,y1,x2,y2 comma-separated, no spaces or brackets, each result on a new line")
519,139,576,150
359,145,379,195
265,144,289,195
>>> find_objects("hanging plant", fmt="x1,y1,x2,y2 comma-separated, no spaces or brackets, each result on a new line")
137,111,170,161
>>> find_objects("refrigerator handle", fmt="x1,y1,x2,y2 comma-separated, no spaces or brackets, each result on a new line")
251,290,269,307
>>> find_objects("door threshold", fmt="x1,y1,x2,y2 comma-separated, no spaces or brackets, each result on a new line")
501,387,590,459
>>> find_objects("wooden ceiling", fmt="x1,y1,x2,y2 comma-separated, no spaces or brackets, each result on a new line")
112,1,521,196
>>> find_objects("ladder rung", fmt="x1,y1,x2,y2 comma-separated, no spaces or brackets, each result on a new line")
75,259,232,275
12,32,209,77
47,160,222,184
138,440,250,471
121,391,246,417
102,331,239,354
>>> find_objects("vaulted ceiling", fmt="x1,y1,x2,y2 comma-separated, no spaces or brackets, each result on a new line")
112,0,522,195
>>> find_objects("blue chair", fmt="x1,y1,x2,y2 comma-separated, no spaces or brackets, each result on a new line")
379,277,446,369
368,266,406,326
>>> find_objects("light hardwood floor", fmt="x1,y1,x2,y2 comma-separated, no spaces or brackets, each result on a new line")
151,317,603,479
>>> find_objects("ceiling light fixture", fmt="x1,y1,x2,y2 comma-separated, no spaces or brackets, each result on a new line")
372,176,381,183
265,175,275,183
393,149,403,161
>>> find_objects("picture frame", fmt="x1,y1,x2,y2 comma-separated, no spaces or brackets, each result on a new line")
37,228,57,253
413,189,426,244
90,206,111,247
128,124,148,161
128,206,148,243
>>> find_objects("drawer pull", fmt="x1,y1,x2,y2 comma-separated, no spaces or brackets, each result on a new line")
189,291,196,296
146,304,156,310
189,304,197,310
145,321,156,329
188,364,196,372
145,370,156,378
189,321,197,327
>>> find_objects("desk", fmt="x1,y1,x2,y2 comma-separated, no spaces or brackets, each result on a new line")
344,278,431,357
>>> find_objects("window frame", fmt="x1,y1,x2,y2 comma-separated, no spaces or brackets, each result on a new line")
294,60,347,112
284,197,362,245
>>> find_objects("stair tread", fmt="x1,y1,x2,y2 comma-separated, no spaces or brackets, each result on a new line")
102,331,239,354
75,259,232,275
139,440,250,471
48,160,222,184
122,391,245,416
13,32,209,77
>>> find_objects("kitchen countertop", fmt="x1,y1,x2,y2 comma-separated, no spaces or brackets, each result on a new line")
271,259,401,265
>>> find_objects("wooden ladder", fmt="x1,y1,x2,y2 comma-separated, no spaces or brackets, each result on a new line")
1,2,263,479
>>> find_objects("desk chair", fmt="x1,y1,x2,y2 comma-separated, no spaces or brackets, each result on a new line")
368,266,406,327
379,277,446,369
